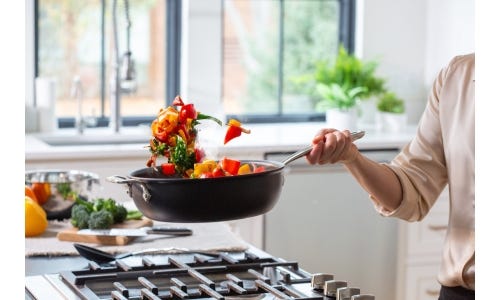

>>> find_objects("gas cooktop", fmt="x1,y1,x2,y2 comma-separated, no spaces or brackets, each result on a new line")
25,248,375,300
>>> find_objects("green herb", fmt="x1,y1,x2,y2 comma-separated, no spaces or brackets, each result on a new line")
170,136,196,174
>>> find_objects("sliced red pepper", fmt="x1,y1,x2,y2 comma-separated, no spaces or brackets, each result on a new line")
220,157,241,176
199,172,214,179
212,167,225,178
179,103,197,123
161,163,176,175
224,119,251,144
195,148,205,163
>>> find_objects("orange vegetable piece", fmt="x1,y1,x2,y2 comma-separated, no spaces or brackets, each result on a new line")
25,196,48,237
31,182,51,205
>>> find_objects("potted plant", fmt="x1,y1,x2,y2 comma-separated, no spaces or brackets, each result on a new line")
375,91,407,132
311,45,386,129
315,83,367,129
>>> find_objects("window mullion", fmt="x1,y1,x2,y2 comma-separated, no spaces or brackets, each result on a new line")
277,0,285,116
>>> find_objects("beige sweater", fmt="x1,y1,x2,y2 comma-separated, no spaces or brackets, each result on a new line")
373,54,475,289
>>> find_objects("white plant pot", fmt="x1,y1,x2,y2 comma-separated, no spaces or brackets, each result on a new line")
325,108,358,130
376,112,407,133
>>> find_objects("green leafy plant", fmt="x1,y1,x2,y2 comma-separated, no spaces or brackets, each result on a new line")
376,92,405,114
311,45,386,110
315,83,368,111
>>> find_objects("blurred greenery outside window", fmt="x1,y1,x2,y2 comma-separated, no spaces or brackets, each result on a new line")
36,0,167,128
223,0,354,123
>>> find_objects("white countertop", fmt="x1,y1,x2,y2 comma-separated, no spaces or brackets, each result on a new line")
25,122,417,161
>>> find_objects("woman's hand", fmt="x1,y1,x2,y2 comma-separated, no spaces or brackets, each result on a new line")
305,129,359,165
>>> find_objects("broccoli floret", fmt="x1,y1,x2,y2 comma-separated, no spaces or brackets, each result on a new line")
113,204,128,223
92,198,106,212
70,204,90,229
88,210,114,229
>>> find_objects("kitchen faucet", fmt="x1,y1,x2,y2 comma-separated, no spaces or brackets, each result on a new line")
72,76,97,134
110,0,137,133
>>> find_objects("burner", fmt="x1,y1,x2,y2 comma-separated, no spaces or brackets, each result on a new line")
25,250,376,300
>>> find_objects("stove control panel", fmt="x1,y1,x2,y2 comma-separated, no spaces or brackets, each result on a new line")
310,273,375,299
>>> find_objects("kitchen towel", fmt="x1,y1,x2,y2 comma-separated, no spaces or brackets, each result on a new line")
25,219,249,257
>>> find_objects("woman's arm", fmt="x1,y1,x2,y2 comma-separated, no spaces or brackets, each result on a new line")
306,129,403,211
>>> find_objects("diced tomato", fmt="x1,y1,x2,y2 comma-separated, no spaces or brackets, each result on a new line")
220,157,241,176
161,163,176,175
253,166,266,173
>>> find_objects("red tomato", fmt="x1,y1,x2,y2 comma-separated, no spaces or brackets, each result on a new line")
161,163,176,175
220,157,241,176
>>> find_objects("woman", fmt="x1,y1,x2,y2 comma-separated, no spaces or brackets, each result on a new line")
306,53,475,300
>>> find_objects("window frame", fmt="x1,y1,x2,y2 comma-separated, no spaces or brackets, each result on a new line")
223,0,356,124
33,0,182,129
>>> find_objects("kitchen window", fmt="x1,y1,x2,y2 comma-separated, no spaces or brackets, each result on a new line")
32,0,354,129
34,0,178,128
222,0,355,123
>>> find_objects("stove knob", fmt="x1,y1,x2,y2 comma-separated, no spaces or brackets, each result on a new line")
310,273,334,290
337,287,360,300
351,295,375,300
323,280,347,297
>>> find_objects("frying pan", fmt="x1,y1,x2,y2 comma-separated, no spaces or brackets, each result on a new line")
107,131,365,223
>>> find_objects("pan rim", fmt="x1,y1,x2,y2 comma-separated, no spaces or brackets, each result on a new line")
128,159,286,182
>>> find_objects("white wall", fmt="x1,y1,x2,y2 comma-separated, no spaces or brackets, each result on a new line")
359,0,475,124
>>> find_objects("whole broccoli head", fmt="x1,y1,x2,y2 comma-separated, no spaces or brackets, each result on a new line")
113,204,128,223
70,204,90,229
88,210,114,229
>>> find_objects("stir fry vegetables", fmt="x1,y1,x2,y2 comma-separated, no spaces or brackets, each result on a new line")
147,96,265,178
147,96,222,177
192,157,267,178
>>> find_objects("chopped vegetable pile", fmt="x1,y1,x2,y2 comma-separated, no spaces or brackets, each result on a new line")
146,96,259,178
70,197,142,229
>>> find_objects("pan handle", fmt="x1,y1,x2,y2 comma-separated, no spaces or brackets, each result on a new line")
282,130,365,165
106,175,137,184
106,175,151,202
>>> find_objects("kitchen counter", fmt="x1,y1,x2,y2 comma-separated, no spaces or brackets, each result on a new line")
25,122,417,162
25,122,417,250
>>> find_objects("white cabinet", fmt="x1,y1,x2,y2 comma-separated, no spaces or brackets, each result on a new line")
263,149,400,300
396,188,449,300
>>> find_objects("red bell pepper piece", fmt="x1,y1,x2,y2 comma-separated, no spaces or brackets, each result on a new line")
161,163,176,175
212,167,225,178
220,157,241,176
195,148,205,163
179,103,197,123
224,119,251,144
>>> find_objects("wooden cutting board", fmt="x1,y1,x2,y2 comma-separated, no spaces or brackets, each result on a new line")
57,218,153,245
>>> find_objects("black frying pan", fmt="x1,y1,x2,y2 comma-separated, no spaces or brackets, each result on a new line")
107,131,365,223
